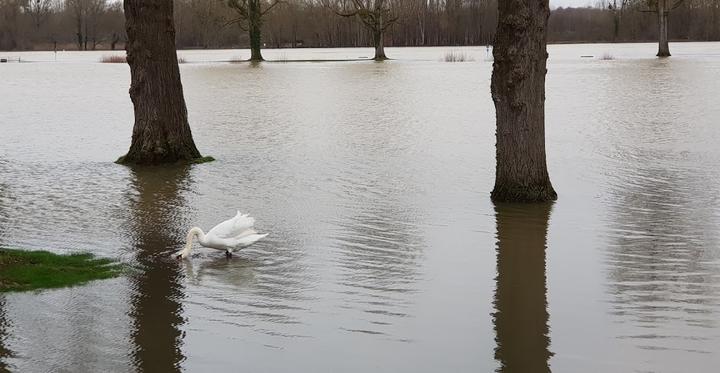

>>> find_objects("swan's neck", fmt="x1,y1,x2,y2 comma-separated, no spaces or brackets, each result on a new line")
179,227,205,258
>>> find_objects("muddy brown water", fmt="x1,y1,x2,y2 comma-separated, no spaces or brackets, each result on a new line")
1,44,720,372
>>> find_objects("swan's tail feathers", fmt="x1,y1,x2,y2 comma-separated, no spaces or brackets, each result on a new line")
242,228,257,236
236,233,268,247
233,211,256,231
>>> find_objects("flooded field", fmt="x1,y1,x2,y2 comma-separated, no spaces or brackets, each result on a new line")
1,43,720,372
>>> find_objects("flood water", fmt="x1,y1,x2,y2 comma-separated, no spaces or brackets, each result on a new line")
1,43,720,372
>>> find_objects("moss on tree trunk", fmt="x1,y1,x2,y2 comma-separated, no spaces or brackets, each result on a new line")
490,0,557,202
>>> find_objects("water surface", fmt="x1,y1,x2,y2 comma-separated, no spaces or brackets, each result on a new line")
1,43,720,372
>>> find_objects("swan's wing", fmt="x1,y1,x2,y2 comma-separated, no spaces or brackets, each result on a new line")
207,211,256,239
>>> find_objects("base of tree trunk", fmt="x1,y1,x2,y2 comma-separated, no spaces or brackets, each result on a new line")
656,50,671,57
491,183,557,203
116,154,214,166
374,56,389,61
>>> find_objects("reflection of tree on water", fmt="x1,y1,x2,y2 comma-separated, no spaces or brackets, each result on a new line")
0,297,13,371
0,170,12,370
493,203,553,373
126,165,193,372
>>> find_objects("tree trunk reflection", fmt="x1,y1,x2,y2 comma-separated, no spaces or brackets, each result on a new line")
127,166,192,372
493,202,553,373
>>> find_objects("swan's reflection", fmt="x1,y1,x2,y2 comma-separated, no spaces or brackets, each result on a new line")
182,255,257,288
126,165,193,372
493,203,553,373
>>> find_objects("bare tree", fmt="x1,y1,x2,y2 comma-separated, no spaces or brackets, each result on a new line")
0,0,24,50
188,0,226,48
490,0,557,202
23,0,53,31
119,0,205,164
87,0,107,50
601,0,631,41
5,0,720,52
649,0,686,56
226,0,283,61
330,0,401,60
66,0,87,50
623,0,686,56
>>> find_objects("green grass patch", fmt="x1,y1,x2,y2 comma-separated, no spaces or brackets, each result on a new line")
190,155,215,164
0,248,123,293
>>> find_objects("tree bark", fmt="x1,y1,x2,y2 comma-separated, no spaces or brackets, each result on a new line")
120,0,203,165
490,0,557,202
249,0,264,61
373,29,387,60
657,0,671,57
493,202,553,373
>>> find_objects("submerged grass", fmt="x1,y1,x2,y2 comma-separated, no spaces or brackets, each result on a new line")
443,50,474,62
100,55,187,64
0,248,122,293
190,155,215,164
100,54,127,63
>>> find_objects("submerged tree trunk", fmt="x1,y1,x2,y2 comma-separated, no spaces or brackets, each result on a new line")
490,0,557,202
249,0,264,61
657,0,671,57
120,0,203,165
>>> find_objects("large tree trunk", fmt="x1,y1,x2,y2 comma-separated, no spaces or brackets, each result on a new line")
249,0,264,61
490,0,557,202
612,7,620,42
120,0,203,165
373,29,387,60
657,0,671,57
714,4,720,40
493,202,553,373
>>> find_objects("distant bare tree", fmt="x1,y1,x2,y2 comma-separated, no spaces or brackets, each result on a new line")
649,0,686,56
599,0,631,41
226,0,284,61
0,0,25,50
87,0,107,50
65,0,88,50
4,0,720,52
329,0,401,60
624,0,686,56
23,0,53,31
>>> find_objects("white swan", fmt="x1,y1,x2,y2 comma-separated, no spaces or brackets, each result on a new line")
176,211,268,259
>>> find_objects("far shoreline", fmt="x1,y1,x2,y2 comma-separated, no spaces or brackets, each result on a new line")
1,39,717,54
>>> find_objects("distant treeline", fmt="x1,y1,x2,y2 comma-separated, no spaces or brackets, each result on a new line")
1,0,719,51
